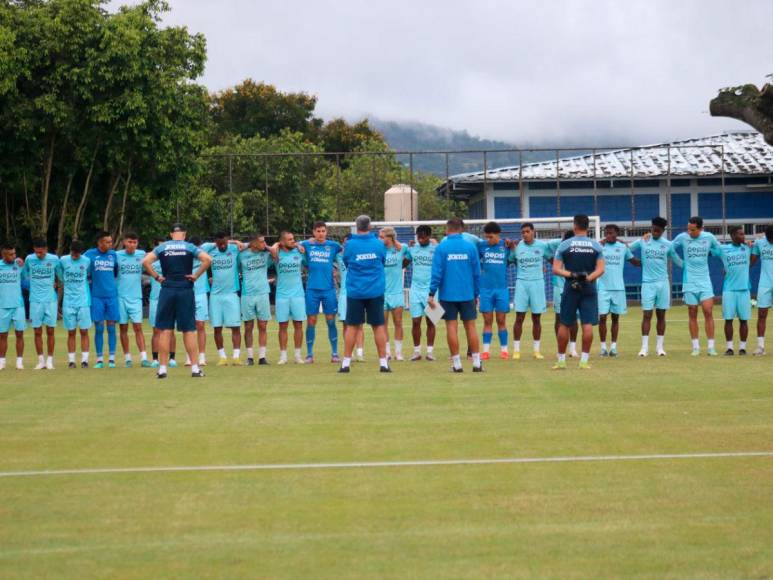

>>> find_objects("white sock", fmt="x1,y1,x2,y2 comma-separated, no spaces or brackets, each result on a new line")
217,348,226,358
247,347,254,358
259,347,266,358
294,348,302,359
379,357,388,368
708,339,715,349
758,336,765,348
185,355,192,365
82,351,89,363
600,342,608,352
726,341,733,350
279,350,287,360
414,345,421,354
533,340,540,353
557,353,566,362
38,354,44,365
97,356,103,363
581,352,590,363
452,354,462,369
191,364,200,374
233,348,240,359
691,339,700,350
513,340,521,353
472,352,481,366
68,353,76,363
641,335,649,349
610,342,617,351
426,346,434,354
140,351,147,361
395,340,402,355
125,353,132,362
199,352,206,364
569,341,577,353
656,335,664,350
482,342,490,353
159,364,167,374
341,357,351,368
739,341,747,350
385,343,391,357
356,347,364,357
17,357,23,367
0,357,5,366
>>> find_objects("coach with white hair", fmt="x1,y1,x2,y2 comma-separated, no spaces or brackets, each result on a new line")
339,215,390,373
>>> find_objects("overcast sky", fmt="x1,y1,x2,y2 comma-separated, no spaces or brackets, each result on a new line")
118,0,772,146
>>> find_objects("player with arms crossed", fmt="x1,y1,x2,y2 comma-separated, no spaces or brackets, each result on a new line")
720,226,752,355
23,238,59,370
630,217,682,357
669,216,723,356
545,231,579,358
143,223,211,379
0,242,26,370
116,232,150,367
428,218,482,373
85,232,119,368
57,240,92,368
380,227,408,361
406,225,437,361
478,221,510,360
751,224,773,355
239,234,273,365
552,214,605,370
271,231,307,364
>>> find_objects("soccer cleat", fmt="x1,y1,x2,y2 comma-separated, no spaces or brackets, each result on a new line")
0,361,4,371
657,349,667,357
724,348,734,356
637,349,648,358
472,365,484,373
599,350,608,358
331,355,340,364
68,362,76,369
231,358,243,366
578,360,592,370
425,353,436,361
707,348,719,357
609,347,618,358
216,358,229,367
569,350,579,358
338,366,350,373
45,361,54,370
305,355,314,364
511,351,521,360
499,350,509,360
532,351,544,360
125,360,133,368
191,370,205,378
94,361,104,369
753,347,766,356
410,353,422,361
81,361,89,369
246,358,255,366
380,366,392,373
168,360,178,368
184,359,192,367
481,352,490,361
108,360,116,369
395,354,404,362
16,361,24,370
691,349,701,357
739,349,747,356
277,358,288,365
151,360,160,368
157,372,167,379
552,360,567,370
199,359,208,367
294,356,305,365
355,354,365,363
258,358,269,365
34,362,46,370
451,367,464,373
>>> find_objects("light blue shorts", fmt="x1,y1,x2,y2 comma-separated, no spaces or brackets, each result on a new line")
641,280,670,311
276,296,306,323
210,293,241,328
683,286,714,306
30,301,57,328
757,285,773,309
723,290,751,321
514,279,547,314
598,289,627,315
384,292,405,311
338,292,347,321
195,293,209,322
409,288,430,318
241,293,271,322
0,305,26,333
480,287,510,313
118,296,143,325
62,304,91,331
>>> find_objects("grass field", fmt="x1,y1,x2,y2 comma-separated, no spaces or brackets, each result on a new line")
1,306,772,578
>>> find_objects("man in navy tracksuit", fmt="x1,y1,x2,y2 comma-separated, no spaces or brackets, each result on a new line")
339,215,390,373
428,218,483,372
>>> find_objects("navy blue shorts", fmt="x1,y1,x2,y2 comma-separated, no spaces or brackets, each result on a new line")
345,296,385,326
559,285,599,327
156,286,196,332
441,299,477,322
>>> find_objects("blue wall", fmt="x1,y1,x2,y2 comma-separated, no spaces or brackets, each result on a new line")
698,191,773,219
494,196,521,218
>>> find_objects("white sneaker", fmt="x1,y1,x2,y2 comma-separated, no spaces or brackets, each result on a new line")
657,349,667,357
16,361,24,370
294,356,305,364
753,347,766,356
569,350,579,358
637,349,648,358
277,358,288,365
0,360,5,371
395,354,404,362
34,361,46,370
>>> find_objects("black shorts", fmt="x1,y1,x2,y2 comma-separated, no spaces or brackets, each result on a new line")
559,284,598,327
346,296,385,326
441,299,477,321
156,286,196,332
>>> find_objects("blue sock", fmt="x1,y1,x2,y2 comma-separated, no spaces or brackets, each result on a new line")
306,324,316,357
482,331,492,346
498,329,509,348
94,322,104,357
327,318,338,356
107,324,117,358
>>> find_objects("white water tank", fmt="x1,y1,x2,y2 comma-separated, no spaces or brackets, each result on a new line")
384,184,418,222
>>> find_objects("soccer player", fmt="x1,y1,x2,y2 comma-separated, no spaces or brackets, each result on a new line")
271,231,307,364
202,232,242,366
478,221,510,360
239,234,273,365
301,221,342,363
597,224,639,357
510,222,552,360
23,238,59,370
751,224,773,355
552,214,605,370
428,218,482,373
720,226,752,355
187,236,210,367
380,226,408,361
406,225,437,361
57,240,92,368
669,216,723,356
143,223,211,379
630,217,682,357
116,232,150,367
339,215,389,373
336,241,365,361
84,232,119,368
546,231,579,357
0,242,25,371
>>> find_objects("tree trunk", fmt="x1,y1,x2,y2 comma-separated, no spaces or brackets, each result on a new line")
56,174,74,255
40,132,56,236
116,163,132,242
102,172,121,231
710,83,773,146
72,141,100,240
22,173,32,227
3,190,10,239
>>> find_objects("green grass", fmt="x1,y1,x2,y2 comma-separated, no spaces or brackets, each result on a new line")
1,307,771,578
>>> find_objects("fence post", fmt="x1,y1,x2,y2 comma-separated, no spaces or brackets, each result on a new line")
720,145,727,238
264,157,269,237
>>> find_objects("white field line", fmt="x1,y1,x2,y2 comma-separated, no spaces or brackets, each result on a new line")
0,451,771,479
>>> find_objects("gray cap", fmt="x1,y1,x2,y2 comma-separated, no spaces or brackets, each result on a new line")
355,215,371,232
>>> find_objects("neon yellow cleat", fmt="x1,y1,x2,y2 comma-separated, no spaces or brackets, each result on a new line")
532,351,544,360
552,360,567,370
578,360,592,370
231,358,243,366
216,358,229,367
511,351,521,360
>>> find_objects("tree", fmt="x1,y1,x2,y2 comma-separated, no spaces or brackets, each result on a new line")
710,76,773,146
